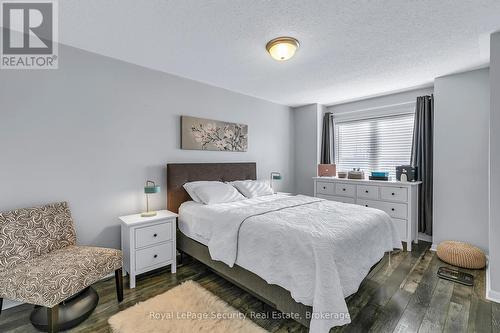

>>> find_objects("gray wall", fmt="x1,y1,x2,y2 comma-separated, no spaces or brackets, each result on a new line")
0,44,295,251
489,32,500,296
433,68,490,251
293,104,321,195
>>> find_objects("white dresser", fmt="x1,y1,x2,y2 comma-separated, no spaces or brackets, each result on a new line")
313,177,421,251
119,210,177,288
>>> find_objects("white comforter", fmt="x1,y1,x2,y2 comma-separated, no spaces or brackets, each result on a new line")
203,195,401,333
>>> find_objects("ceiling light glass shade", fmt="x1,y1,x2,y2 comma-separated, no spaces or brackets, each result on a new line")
266,37,299,61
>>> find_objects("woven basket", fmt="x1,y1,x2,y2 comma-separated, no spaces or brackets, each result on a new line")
436,241,486,269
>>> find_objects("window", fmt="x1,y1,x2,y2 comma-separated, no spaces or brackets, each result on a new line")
334,113,414,178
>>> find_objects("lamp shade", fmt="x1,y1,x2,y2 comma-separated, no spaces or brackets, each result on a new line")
144,181,160,194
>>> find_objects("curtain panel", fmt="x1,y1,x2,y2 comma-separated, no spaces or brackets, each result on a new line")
411,95,434,235
320,112,334,164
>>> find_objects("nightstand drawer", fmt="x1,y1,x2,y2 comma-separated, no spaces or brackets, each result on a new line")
135,242,173,271
335,183,355,197
317,194,356,204
357,185,379,200
358,199,407,219
316,181,335,195
135,222,172,248
392,218,407,241
380,186,408,202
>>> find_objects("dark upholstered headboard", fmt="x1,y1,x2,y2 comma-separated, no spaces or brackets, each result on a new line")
166,162,257,213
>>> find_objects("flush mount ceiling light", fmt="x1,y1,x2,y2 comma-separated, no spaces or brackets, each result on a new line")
266,37,300,61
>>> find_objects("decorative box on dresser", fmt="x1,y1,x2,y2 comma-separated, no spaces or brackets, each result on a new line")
119,210,177,288
313,177,421,251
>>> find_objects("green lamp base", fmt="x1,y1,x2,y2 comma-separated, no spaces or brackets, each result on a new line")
141,211,157,217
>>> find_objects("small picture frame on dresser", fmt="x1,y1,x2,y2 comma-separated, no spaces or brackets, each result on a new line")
119,210,178,288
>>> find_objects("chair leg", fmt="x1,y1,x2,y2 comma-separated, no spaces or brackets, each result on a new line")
47,304,59,333
115,268,124,303
0,298,3,317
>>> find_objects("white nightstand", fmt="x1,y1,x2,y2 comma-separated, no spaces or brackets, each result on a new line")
119,210,177,288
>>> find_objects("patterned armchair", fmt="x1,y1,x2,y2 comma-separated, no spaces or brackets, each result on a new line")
0,202,123,333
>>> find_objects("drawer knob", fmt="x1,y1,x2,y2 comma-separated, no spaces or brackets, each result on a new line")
392,192,395,196
365,190,369,193
153,233,158,237
391,208,395,211
343,188,346,191
153,254,158,258
365,205,368,207
323,187,326,190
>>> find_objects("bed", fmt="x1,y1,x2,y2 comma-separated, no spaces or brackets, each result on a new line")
167,162,401,333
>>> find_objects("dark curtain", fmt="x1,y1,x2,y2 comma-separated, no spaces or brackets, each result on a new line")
320,112,334,164
411,95,434,236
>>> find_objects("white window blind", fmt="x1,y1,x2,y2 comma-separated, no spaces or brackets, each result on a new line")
334,113,415,178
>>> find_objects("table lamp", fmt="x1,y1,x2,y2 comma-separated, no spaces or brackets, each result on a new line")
270,172,282,193
141,180,160,217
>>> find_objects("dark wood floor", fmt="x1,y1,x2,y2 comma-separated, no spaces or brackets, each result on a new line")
0,241,498,332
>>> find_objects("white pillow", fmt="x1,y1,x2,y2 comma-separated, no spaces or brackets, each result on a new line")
192,182,245,205
183,181,223,203
230,180,274,198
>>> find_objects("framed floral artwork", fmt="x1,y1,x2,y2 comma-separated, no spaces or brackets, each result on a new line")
181,116,248,152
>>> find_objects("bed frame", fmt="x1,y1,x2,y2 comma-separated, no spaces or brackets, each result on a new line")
167,162,312,327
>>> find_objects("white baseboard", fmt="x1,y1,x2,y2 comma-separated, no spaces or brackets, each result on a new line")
430,243,438,251
486,263,500,303
418,232,432,242
2,299,22,311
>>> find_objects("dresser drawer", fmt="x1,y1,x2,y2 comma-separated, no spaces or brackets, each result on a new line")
316,181,335,195
316,194,356,204
380,187,408,202
135,222,172,249
335,183,356,197
135,242,173,272
357,185,379,200
358,199,408,219
392,218,407,241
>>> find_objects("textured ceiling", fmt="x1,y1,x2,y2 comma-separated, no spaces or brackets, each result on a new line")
59,0,500,106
